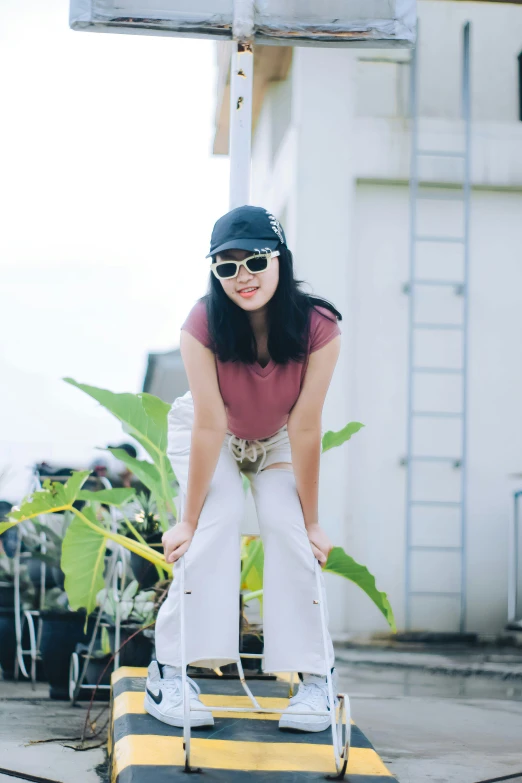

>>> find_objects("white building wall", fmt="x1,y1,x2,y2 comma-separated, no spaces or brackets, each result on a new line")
249,0,522,636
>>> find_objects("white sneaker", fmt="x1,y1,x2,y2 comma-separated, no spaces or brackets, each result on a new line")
144,660,214,728
278,670,339,733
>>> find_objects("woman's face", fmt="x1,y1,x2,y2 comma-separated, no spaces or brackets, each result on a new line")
215,248,279,311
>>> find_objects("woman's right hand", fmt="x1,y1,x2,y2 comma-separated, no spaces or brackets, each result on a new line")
162,521,195,564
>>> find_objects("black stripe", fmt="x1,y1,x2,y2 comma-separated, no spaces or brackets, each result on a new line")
113,712,373,750
113,676,295,700
116,767,395,783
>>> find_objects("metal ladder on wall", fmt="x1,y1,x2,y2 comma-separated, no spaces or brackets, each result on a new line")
404,22,471,633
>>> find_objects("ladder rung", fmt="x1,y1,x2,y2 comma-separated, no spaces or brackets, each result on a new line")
411,501,461,507
409,455,462,463
415,236,465,244
412,412,463,419
414,323,463,331
417,150,466,158
417,191,465,201
410,591,462,597
412,279,465,287
413,366,463,375
411,546,462,552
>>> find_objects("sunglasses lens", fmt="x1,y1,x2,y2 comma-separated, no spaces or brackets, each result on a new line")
215,262,238,279
246,255,269,273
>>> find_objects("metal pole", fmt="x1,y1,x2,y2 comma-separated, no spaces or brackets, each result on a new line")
405,22,419,631
229,0,254,210
459,20,471,634
229,43,253,210
508,491,522,623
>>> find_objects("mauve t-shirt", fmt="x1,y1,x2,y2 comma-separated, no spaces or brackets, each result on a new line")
180,299,341,440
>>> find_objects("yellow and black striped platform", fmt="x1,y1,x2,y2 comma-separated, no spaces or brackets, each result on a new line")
109,667,397,783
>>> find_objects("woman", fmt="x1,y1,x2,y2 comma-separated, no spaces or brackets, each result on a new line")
145,205,342,733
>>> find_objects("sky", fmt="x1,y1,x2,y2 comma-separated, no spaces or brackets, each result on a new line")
0,0,229,501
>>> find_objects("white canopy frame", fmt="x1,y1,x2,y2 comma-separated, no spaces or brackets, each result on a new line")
70,0,417,207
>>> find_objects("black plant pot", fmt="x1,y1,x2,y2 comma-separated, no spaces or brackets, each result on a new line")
240,632,264,673
0,607,46,681
40,610,98,700
26,558,64,591
0,608,16,680
130,532,163,589
70,643,112,702
107,624,154,668
0,583,14,609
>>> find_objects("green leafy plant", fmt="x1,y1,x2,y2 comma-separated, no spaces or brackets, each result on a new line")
96,579,156,627
64,379,177,531
124,492,161,540
3,380,395,632
2,473,170,619
19,515,70,571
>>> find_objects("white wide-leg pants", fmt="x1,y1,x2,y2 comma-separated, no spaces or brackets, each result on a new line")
154,390,335,676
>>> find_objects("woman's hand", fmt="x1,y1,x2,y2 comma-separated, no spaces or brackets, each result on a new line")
306,523,333,567
162,521,195,564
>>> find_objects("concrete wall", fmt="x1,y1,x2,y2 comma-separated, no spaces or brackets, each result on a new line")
250,0,522,636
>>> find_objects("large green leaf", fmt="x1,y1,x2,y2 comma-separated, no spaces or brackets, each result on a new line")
323,546,396,632
8,471,92,525
107,448,175,486
241,536,264,614
322,422,365,453
77,487,136,506
61,506,106,616
64,379,168,462
106,449,175,531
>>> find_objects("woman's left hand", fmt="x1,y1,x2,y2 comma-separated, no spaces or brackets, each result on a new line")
306,523,333,567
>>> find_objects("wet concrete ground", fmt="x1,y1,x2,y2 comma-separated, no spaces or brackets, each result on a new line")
335,657,522,783
1,649,521,783
0,679,106,783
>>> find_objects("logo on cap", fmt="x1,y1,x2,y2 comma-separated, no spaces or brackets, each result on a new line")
266,211,285,245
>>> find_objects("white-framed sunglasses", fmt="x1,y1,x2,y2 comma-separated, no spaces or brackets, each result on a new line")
210,250,280,280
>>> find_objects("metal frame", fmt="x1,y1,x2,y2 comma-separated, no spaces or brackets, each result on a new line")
179,555,350,779
11,467,129,695
13,471,47,684
405,21,472,632
176,489,350,779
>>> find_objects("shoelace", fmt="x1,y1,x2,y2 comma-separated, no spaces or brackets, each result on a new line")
161,675,200,699
289,682,329,708
227,434,268,473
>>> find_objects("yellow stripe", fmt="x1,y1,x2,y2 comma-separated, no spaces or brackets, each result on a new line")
114,691,352,723
114,734,391,776
111,666,148,684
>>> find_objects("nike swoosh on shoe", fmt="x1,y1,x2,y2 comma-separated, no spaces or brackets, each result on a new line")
146,687,163,705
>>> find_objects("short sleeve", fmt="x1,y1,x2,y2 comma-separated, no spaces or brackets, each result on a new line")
181,299,212,349
309,306,341,353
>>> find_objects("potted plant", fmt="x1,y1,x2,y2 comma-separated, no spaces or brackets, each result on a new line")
39,586,100,700
96,579,156,667
124,493,164,589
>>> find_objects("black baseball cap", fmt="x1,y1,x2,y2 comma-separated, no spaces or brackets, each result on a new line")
206,205,287,258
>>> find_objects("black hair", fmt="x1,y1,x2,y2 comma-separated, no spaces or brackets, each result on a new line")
202,244,342,365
